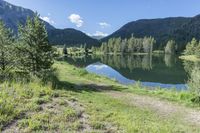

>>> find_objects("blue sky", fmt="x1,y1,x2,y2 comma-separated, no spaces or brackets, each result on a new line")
4,0,200,36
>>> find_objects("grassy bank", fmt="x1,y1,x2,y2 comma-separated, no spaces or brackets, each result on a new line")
179,55,200,62
1,61,200,132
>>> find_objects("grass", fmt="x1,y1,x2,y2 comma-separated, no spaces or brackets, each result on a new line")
153,50,165,54
179,55,200,62
75,91,199,133
126,84,199,108
55,61,199,107
1,61,200,132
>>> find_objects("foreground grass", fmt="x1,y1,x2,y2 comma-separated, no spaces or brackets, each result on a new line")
1,61,200,132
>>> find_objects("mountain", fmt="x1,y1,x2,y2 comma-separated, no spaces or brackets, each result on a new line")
91,35,105,40
0,0,55,32
0,0,99,47
173,15,200,46
48,28,100,47
101,16,195,50
2,0,200,49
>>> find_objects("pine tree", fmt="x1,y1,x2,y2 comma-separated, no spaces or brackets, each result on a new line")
0,21,15,77
184,38,199,56
63,44,68,55
17,14,54,76
195,42,200,57
84,43,88,54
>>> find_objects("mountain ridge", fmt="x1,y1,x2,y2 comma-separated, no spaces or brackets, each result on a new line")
2,0,200,50
0,0,55,32
101,16,195,50
0,0,100,47
48,28,100,47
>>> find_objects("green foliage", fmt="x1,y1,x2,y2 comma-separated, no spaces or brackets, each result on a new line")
63,44,68,55
165,40,176,54
184,38,200,57
17,14,55,76
0,82,53,130
0,21,15,78
188,67,200,98
84,43,89,54
100,36,155,54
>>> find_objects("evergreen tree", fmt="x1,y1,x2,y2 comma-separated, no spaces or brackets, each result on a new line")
0,21,15,78
184,38,199,56
84,43,88,54
195,42,200,57
17,14,54,75
63,44,68,55
100,36,155,54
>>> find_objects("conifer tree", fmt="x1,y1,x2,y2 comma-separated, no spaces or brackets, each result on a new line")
63,44,68,55
17,14,54,76
84,43,88,54
184,38,198,55
0,21,15,77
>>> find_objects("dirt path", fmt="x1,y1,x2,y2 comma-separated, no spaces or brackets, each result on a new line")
106,91,200,126
2,98,92,133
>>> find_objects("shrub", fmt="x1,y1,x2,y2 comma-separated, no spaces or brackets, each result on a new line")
188,67,200,103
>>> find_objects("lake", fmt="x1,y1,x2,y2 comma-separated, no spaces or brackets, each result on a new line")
62,54,194,90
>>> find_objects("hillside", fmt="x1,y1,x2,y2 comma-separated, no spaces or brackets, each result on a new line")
0,0,54,32
0,0,99,47
173,15,200,46
2,0,200,49
48,28,100,47
101,16,196,50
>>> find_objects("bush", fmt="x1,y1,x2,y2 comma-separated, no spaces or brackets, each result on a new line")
188,67,200,103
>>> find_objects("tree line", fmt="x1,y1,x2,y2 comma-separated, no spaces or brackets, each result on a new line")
184,38,200,57
0,14,55,81
63,43,90,56
99,35,155,54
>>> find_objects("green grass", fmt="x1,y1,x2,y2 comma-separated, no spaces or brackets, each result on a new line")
179,55,200,62
1,61,200,132
0,82,53,130
153,50,165,54
126,84,199,108
55,61,199,108
75,91,199,133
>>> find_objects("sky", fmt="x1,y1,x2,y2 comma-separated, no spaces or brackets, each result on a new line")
4,0,200,37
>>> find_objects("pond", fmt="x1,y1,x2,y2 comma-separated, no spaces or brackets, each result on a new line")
62,54,196,90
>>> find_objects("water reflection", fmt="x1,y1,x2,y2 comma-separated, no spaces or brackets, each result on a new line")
164,54,176,68
86,62,187,90
63,54,189,86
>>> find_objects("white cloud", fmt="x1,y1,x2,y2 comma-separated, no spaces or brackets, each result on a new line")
40,16,55,24
93,64,108,70
68,14,83,28
93,31,108,37
86,33,92,36
99,22,110,28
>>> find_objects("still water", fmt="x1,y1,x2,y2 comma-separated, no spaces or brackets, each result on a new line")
63,54,193,90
